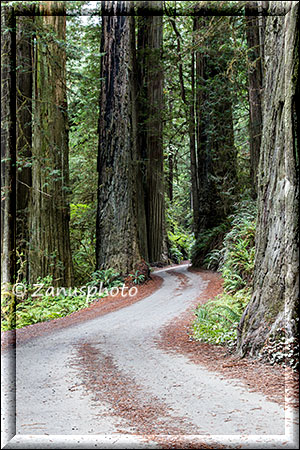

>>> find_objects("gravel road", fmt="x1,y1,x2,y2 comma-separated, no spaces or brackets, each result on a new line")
1,264,298,449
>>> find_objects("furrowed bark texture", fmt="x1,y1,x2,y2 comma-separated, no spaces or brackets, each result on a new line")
137,2,166,263
245,1,263,198
30,1,73,285
237,1,299,356
96,1,145,274
16,13,33,280
1,6,17,290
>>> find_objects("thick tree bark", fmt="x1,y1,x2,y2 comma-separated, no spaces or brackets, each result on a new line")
137,1,166,263
237,1,299,356
1,6,17,326
245,1,263,198
96,1,146,274
30,1,72,286
16,13,33,280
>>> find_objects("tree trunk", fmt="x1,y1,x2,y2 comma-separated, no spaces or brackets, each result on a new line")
137,2,166,263
189,43,200,238
169,16,199,237
245,1,263,198
30,1,72,286
194,16,237,233
96,1,145,274
16,13,33,281
237,1,299,357
1,5,17,327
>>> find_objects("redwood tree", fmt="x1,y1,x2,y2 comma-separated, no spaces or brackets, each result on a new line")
16,12,34,280
1,5,17,326
137,1,166,263
245,1,263,198
30,1,73,285
96,1,147,273
237,1,299,356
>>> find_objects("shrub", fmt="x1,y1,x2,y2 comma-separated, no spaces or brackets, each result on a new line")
191,222,230,268
1,269,124,331
168,229,195,263
192,200,256,347
193,288,251,348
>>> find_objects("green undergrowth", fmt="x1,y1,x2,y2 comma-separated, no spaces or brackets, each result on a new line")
193,288,251,348
1,268,123,331
192,200,256,348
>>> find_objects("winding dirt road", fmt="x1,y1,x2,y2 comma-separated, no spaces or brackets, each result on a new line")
1,264,298,449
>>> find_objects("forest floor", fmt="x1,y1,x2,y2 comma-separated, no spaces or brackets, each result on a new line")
1,263,299,449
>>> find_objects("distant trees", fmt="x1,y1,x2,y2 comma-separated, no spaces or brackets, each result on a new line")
245,1,264,198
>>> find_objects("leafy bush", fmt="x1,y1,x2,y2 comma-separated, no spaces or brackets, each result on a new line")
168,229,195,263
191,222,230,268
87,268,123,289
70,203,97,284
128,270,146,285
1,269,124,331
193,288,251,347
192,200,256,347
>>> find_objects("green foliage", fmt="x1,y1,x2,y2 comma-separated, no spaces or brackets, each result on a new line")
168,228,195,263
191,222,230,267
69,203,96,284
193,200,256,347
193,288,251,347
128,270,146,285
218,200,256,293
66,4,101,283
1,268,124,331
87,268,123,289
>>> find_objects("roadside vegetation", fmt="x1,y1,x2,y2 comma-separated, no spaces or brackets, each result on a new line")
192,200,256,349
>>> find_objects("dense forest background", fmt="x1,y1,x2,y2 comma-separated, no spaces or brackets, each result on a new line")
1,1,299,367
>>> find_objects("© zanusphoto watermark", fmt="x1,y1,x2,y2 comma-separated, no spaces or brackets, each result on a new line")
12,282,138,300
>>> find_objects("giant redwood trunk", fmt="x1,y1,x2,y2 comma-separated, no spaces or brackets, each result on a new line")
245,1,263,198
137,2,166,263
1,6,17,310
237,1,299,356
30,1,72,285
16,13,33,281
96,1,146,274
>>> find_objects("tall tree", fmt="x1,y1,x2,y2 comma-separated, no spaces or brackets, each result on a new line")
237,1,299,356
245,1,263,198
193,15,237,235
137,1,166,263
168,16,199,237
1,5,17,325
16,12,34,280
96,1,147,274
30,1,73,285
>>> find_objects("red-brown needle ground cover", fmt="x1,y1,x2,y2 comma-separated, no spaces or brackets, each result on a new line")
69,341,226,449
157,267,299,410
1,275,163,351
